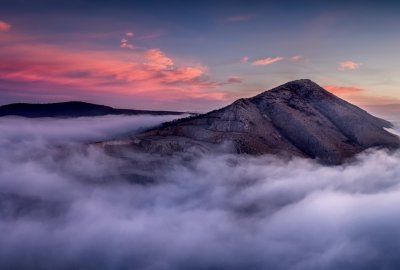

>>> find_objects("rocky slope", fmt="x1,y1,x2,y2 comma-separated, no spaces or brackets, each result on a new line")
102,79,400,164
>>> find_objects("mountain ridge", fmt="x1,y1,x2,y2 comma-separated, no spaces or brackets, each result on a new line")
102,79,399,164
0,101,186,118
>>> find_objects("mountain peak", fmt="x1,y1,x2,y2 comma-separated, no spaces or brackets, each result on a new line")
102,79,399,164
281,78,315,87
257,79,331,100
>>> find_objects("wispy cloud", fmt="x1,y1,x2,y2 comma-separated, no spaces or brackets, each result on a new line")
290,55,302,61
144,48,174,71
252,57,284,66
120,32,135,49
324,85,364,95
0,20,11,32
241,56,249,63
120,38,134,49
339,60,361,70
226,76,243,84
164,66,208,84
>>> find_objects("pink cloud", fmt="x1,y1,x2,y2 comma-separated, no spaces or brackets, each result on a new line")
0,34,227,108
120,43,134,49
252,57,284,65
0,20,11,32
241,56,249,63
339,60,361,70
324,85,364,95
163,66,205,83
146,49,170,63
120,33,135,49
144,48,174,71
290,55,302,61
120,39,134,49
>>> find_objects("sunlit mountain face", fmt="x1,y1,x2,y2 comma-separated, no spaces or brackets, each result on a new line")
1,1,400,269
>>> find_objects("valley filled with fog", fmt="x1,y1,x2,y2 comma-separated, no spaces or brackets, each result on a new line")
0,114,400,270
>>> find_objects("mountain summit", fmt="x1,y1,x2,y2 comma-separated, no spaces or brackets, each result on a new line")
103,79,399,164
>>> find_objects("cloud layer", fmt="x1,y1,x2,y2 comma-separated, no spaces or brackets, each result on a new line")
0,20,11,32
0,115,399,269
0,32,228,110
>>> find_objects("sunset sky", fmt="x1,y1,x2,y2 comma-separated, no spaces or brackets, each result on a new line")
0,0,399,112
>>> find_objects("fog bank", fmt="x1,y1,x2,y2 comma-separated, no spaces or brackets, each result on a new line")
0,115,400,270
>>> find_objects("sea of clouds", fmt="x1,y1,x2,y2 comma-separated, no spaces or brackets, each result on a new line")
0,114,399,270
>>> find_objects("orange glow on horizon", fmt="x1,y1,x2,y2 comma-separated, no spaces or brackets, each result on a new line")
324,85,364,95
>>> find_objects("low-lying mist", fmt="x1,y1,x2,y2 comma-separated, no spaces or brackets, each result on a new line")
0,114,400,270
0,114,182,143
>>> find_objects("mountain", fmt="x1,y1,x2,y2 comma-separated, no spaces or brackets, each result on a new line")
0,101,185,118
102,79,400,164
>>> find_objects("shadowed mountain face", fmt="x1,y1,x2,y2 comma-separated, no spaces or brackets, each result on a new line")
103,79,400,164
0,101,185,118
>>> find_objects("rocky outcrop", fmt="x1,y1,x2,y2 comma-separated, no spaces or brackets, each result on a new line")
102,79,400,164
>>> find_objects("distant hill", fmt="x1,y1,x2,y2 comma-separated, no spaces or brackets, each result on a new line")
0,101,186,118
101,79,400,164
